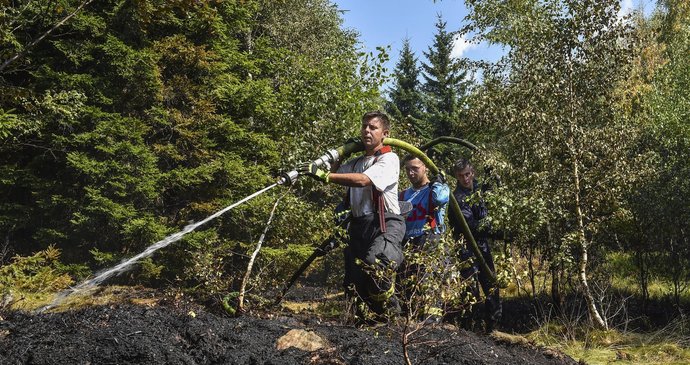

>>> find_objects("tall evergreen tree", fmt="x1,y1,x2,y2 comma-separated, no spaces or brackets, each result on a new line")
421,15,469,138
387,38,429,138
0,0,384,294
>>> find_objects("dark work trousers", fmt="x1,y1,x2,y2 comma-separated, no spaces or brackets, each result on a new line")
343,212,405,315
459,240,502,326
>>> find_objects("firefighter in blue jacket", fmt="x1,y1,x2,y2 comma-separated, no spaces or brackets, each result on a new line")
398,155,449,319
399,155,450,246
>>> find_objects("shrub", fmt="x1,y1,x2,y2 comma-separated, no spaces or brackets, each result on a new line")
0,245,74,293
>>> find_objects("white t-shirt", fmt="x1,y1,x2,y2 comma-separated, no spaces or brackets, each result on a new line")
337,151,401,217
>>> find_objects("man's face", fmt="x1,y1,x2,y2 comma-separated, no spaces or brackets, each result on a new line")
404,158,427,187
360,117,388,150
456,166,474,189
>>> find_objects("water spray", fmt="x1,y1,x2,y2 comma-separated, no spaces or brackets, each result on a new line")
39,141,364,312
38,183,278,313
37,136,492,313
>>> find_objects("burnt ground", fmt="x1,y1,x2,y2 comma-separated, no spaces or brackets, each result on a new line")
0,288,579,365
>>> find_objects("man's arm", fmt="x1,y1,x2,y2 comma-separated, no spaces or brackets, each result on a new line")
456,192,480,232
328,172,372,187
432,183,450,206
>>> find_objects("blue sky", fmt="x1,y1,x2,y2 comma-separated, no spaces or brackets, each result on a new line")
333,0,500,65
332,0,656,82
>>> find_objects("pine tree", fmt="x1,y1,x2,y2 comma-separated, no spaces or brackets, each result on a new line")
421,15,469,138
387,38,429,138
0,0,383,292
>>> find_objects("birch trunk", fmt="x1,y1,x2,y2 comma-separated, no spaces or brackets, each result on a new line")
569,131,608,329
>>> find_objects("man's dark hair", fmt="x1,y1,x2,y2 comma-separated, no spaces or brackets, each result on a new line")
362,110,391,130
402,154,419,163
453,158,473,173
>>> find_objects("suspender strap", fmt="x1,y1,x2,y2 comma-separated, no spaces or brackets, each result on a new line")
377,146,392,154
373,188,386,232
342,146,393,232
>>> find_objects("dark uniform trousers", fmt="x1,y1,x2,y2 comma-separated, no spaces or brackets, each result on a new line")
343,212,405,314
460,240,502,326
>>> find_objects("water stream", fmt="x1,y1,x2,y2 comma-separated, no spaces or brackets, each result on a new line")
39,183,278,312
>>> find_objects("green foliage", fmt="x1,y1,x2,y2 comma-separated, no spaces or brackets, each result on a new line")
0,108,24,139
397,235,478,322
259,244,316,286
463,0,638,304
0,0,384,297
0,246,74,293
628,2,690,306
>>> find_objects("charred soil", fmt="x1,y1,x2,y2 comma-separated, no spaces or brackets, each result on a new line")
0,294,578,365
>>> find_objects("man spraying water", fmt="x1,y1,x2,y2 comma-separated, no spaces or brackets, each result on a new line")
298,111,405,321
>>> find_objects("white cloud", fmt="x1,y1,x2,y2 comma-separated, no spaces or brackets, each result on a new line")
451,34,477,59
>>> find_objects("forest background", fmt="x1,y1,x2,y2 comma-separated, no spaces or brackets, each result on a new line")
1,0,689,362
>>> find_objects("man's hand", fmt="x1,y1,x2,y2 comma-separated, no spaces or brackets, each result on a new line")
297,162,330,183
431,171,447,186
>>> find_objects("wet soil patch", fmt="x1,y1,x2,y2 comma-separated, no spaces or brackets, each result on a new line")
0,302,578,365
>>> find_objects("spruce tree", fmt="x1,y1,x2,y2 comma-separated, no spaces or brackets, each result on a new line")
421,15,469,138
387,38,429,138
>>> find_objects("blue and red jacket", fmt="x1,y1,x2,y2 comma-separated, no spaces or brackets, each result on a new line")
399,182,450,239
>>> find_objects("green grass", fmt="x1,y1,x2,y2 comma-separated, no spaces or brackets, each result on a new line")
561,339,690,365
606,251,690,303
500,251,690,365
527,317,690,365
3,285,161,312
499,251,690,304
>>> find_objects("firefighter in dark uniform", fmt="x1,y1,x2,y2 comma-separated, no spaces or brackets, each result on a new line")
452,158,502,332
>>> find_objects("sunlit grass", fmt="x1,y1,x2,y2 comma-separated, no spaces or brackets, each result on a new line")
558,336,690,365
279,291,344,317
499,251,690,364
4,285,159,312
531,326,690,364
4,291,55,311
526,305,690,365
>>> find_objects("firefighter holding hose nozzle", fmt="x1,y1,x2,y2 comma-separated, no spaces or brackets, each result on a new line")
297,111,406,323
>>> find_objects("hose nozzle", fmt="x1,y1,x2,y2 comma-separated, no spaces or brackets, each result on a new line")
277,170,299,185
312,149,340,170
277,149,340,186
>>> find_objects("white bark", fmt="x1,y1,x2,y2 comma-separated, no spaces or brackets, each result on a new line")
237,192,285,312
570,127,608,329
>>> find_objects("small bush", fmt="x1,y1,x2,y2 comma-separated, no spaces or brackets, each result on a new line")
0,245,74,293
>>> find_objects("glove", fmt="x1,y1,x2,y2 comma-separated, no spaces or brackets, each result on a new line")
297,162,330,183
431,171,447,185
